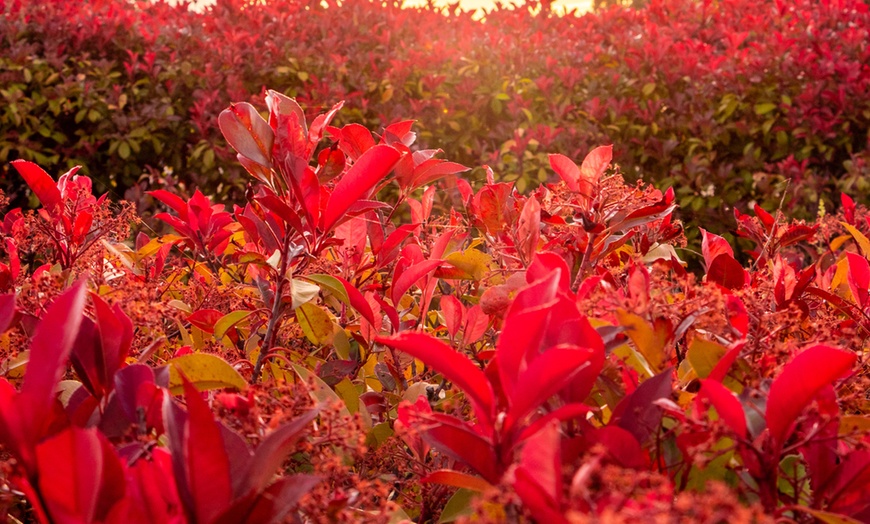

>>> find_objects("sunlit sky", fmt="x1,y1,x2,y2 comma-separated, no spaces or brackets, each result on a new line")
172,0,593,16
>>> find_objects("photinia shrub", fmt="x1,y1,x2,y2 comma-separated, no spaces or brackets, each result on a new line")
1,88,870,522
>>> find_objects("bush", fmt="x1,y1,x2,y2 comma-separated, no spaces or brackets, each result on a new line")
2,0,868,242
1,92,870,521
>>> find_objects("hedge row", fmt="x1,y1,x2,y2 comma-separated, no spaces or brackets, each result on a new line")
1,0,869,239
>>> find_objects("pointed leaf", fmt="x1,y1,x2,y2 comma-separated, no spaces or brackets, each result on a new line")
180,377,234,522
391,259,443,306
22,281,88,410
767,345,856,447
321,144,401,231
548,154,581,194
166,353,247,393
332,276,376,326
377,332,494,424
698,380,747,437
422,470,493,493
506,345,593,431
234,406,321,498
11,160,63,216
219,102,274,167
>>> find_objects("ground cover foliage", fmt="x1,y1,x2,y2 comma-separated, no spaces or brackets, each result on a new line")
1,86,870,523
1,0,869,245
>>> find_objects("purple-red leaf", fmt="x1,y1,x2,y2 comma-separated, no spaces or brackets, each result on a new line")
706,253,748,290
321,144,401,232
22,281,88,412
181,377,234,521
35,427,127,523
766,345,856,447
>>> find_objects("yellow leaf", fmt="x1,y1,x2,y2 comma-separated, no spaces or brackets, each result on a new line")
214,310,254,340
167,353,247,393
292,364,350,417
616,310,671,374
440,249,493,281
686,338,728,379
296,303,335,345
842,222,870,257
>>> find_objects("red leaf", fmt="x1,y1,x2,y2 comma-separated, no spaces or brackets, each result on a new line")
35,427,126,522
422,469,493,492
726,296,749,337
0,293,15,334
188,309,224,334
505,345,594,432
700,228,734,269
706,253,748,290
233,474,320,524
846,252,870,309
698,380,747,437
390,259,443,307
516,196,541,264
766,345,856,447
22,281,88,413
309,101,344,144
336,123,375,161
321,144,401,232
579,144,612,187
842,193,856,225
181,377,234,522
440,295,464,340
496,306,553,397
462,305,489,346
527,252,570,291
92,294,133,390
548,153,581,194
400,404,500,482
377,332,495,425
234,406,321,499
11,160,63,216
513,420,564,522
219,102,274,167
332,276,376,327
407,159,469,190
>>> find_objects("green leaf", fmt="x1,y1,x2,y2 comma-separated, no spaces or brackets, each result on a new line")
167,353,247,393
304,274,350,305
754,102,777,115
439,489,475,523
642,82,656,97
292,364,350,417
214,310,254,340
296,303,335,345
118,141,131,159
